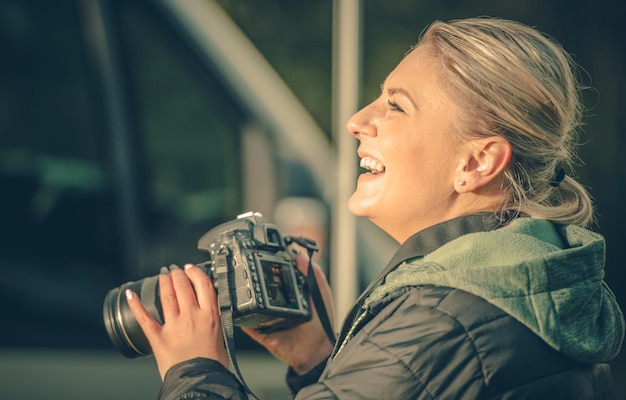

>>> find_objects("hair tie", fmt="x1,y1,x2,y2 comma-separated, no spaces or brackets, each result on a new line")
549,164,566,187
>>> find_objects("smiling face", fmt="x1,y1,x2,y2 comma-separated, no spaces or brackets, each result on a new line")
347,45,471,242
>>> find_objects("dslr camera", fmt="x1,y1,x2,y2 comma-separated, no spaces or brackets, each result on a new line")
103,211,312,358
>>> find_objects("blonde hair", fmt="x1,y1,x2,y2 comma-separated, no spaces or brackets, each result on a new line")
418,17,594,227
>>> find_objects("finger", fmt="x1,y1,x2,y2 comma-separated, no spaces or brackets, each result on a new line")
296,250,332,295
315,264,335,328
159,266,180,317
240,326,277,343
184,264,218,312
297,255,334,329
311,263,330,288
294,249,311,276
169,264,198,311
240,327,265,347
239,326,259,340
126,289,161,337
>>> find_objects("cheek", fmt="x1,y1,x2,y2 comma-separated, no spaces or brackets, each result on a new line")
383,139,425,179
385,142,450,194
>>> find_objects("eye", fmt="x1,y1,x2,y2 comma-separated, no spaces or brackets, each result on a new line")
387,98,404,113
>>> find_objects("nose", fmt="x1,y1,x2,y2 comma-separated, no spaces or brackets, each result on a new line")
346,102,376,139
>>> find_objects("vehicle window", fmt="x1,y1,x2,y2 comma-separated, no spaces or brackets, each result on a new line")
0,0,118,348
0,0,247,349
115,1,246,271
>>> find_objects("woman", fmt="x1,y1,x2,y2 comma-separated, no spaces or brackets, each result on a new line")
127,17,624,399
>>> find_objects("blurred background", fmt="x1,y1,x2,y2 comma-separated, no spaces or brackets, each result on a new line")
0,0,623,398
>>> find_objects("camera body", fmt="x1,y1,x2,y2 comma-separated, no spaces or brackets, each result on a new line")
103,211,311,359
198,211,311,332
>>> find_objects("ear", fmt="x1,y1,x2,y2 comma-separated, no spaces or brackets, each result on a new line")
454,136,512,193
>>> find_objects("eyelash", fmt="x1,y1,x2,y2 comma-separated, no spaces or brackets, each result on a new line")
387,99,404,113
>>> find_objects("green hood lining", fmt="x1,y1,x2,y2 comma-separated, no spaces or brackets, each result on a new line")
363,218,625,363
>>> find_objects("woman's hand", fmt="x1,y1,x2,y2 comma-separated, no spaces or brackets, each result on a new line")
242,250,336,375
126,264,228,381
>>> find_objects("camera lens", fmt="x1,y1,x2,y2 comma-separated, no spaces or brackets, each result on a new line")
103,275,163,358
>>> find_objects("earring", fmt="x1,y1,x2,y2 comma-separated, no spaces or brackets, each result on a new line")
459,180,466,186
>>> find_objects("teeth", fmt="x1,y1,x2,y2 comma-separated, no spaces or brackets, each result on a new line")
360,156,385,173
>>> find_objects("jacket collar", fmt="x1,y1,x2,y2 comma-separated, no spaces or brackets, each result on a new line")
335,213,509,351
360,213,507,298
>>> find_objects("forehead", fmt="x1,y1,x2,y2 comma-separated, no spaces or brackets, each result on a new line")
386,46,436,83
384,46,451,108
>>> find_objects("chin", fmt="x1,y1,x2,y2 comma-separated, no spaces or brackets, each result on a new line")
347,194,375,219
346,200,363,217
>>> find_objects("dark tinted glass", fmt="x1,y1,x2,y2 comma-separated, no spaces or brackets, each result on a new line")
0,0,246,349
0,0,117,348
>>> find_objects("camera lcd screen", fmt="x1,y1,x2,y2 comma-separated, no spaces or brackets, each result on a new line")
260,260,298,309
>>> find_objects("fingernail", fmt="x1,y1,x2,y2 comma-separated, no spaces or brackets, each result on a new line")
184,263,194,270
160,266,169,275
125,289,134,300
169,264,180,271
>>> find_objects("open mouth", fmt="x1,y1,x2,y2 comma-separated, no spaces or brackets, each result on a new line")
360,156,385,174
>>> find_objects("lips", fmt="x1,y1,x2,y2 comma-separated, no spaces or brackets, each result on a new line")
360,155,385,174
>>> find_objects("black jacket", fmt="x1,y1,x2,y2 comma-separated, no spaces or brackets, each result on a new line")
159,215,617,399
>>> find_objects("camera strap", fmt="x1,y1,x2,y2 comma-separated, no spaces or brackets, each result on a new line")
214,247,259,400
286,236,337,346
213,237,335,400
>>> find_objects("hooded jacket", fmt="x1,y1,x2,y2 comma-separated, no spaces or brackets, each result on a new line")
361,217,624,363
158,214,624,400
